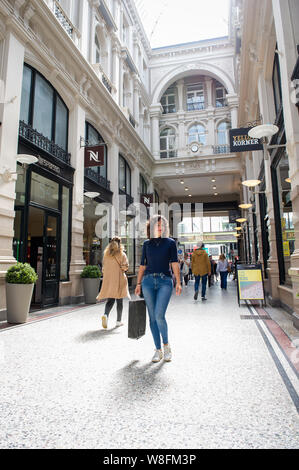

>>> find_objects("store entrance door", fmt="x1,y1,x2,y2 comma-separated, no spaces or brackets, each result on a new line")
27,206,60,308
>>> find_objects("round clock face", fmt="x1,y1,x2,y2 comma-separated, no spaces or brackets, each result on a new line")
191,144,199,153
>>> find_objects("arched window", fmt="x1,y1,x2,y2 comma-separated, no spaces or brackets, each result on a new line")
160,127,176,158
119,155,131,195
20,64,69,152
161,85,176,114
95,34,101,63
217,121,231,145
85,122,108,181
188,124,206,145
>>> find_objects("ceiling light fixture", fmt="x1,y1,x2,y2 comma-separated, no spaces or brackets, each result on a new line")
242,179,261,187
236,218,247,223
239,203,253,209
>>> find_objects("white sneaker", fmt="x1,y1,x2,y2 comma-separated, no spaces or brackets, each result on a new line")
115,321,124,327
163,344,172,362
102,314,108,329
151,349,163,363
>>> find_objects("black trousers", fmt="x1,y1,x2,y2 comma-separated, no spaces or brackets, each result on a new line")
104,298,123,322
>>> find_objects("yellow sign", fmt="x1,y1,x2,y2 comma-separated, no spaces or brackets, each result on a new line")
283,241,290,257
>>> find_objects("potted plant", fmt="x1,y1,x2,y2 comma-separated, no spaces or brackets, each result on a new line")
5,263,38,324
81,265,101,304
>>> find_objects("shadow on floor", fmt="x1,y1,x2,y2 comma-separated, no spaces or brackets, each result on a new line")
76,326,120,343
111,359,168,403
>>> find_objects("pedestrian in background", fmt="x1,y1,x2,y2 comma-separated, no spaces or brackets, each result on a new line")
208,255,215,287
191,243,211,301
135,215,182,363
182,253,190,286
217,253,229,290
97,237,130,329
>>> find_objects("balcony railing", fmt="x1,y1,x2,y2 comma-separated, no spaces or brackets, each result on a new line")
45,0,81,46
160,150,178,159
84,168,111,191
92,64,114,95
19,120,71,165
213,145,230,154
129,113,136,128
187,103,205,112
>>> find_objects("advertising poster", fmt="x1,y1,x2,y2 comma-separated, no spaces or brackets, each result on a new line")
237,264,265,303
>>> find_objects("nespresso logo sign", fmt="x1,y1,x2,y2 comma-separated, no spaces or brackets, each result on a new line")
229,127,263,153
140,194,153,207
84,145,105,167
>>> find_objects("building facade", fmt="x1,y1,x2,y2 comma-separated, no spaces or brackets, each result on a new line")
236,0,299,328
2,0,297,329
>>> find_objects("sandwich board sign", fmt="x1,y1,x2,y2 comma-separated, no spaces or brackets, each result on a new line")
236,263,265,307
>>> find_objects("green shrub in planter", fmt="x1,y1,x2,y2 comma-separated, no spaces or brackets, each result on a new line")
6,262,38,284
5,263,38,324
80,265,101,279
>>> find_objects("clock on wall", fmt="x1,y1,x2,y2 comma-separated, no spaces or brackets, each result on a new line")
191,143,199,153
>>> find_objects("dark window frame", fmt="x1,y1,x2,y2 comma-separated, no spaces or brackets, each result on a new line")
119,154,131,196
22,63,69,152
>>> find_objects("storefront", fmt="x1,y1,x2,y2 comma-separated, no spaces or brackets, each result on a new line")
14,64,74,308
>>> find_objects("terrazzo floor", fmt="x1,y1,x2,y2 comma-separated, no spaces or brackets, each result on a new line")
0,278,298,449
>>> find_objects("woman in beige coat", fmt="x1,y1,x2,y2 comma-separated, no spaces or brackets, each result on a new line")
97,237,130,329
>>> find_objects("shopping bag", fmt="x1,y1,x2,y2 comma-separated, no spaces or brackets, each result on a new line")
128,299,146,339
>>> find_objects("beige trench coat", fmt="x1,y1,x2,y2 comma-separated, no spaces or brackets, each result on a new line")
97,252,130,300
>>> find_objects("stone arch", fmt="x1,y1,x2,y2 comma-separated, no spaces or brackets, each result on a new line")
152,62,235,104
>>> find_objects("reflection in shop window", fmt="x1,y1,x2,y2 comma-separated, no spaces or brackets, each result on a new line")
83,196,108,271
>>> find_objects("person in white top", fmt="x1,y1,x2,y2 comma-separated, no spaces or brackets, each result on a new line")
216,254,229,290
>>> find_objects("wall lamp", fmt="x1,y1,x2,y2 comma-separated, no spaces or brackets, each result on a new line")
0,154,38,182
248,124,286,160
75,191,101,210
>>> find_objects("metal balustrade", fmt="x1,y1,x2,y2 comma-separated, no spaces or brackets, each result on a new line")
19,120,71,165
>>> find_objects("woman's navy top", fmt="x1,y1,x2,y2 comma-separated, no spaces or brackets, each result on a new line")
140,237,178,277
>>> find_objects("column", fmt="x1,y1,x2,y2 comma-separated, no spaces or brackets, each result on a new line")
133,75,140,127
176,79,184,112
111,41,120,102
119,55,124,107
205,78,213,108
78,0,90,60
272,0,299,326
138,106,144,141
0,31,25,317
226,94,239,128
150,104,163,159
67,102,86,304
207,111,215,146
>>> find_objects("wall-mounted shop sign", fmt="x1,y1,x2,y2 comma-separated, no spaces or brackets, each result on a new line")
84,145,105,167
229,127,263,153
236,263,265,306
140,193,154,207
38,156,61,174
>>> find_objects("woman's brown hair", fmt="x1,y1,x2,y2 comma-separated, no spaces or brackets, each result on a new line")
219,253,226,261
104,237,124,257
146,214,170,239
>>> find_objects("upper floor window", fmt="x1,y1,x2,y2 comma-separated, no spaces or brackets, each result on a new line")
119,155,131,195
139,174,148,194
20,64,68,151
188,124,206,145
272,51,282,116
161,86,176,114
217,121,231,145
85,122,107,180
215,82,227,107
187,83,205,111
160,127,176,159
95,34,101,63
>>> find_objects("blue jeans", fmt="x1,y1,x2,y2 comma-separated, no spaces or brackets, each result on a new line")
194,274,208,298
142,273,173,350
220,271,228,289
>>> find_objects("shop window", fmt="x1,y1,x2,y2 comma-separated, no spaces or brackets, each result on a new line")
60,186,70,281
83,196,106,269
272,151,293,285
188,124,206,145
30,172,59,210
160,127,176,158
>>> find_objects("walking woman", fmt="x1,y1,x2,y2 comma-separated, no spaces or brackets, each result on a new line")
135,215,182,363
217,253,229,290
97,237,130,329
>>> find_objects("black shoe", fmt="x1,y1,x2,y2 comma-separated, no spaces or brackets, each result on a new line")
202,297,207,301
194,291,198,300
